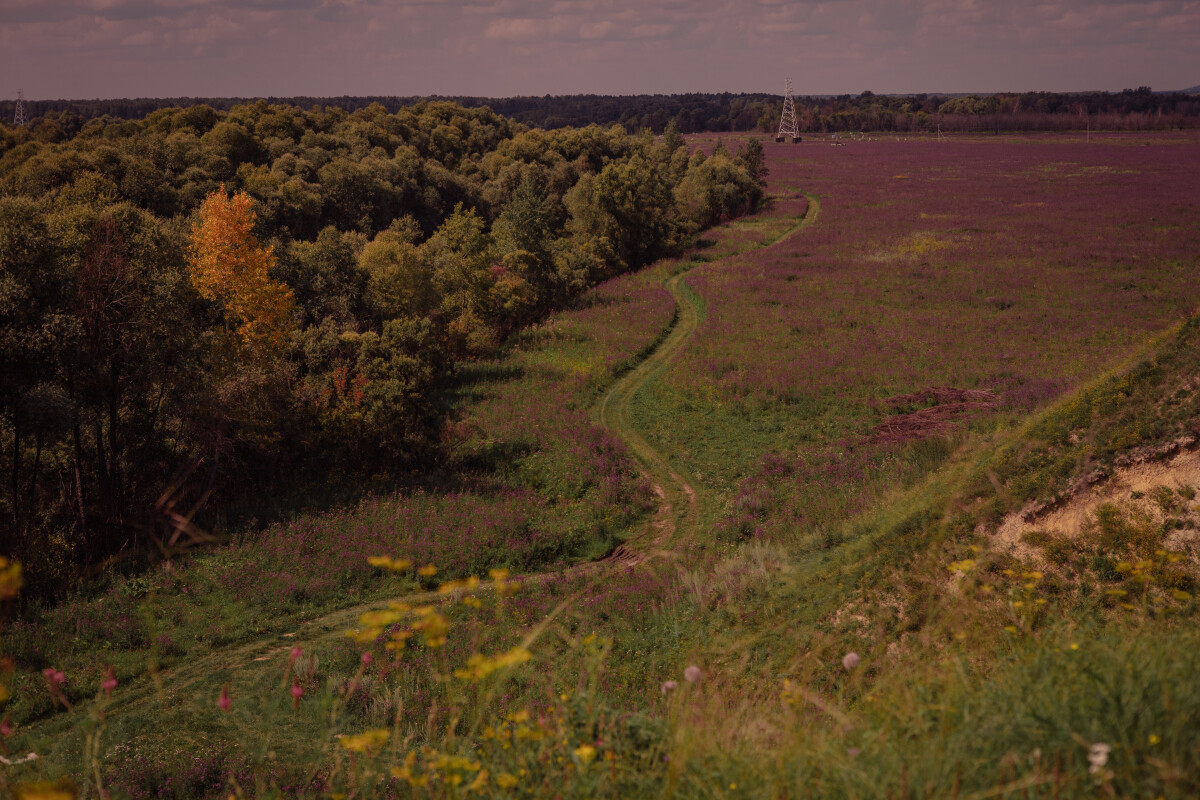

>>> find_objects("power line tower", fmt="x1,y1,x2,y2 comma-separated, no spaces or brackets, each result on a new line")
775,79,801,143
13,89,27,127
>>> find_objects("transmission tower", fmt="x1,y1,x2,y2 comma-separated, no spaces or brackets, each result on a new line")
775,79,801,143
13,89,27,127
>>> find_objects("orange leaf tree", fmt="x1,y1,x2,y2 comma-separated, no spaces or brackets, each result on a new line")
187,186,295,353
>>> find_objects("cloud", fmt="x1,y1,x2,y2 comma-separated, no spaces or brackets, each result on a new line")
579,19,616,38
1,0,1197,98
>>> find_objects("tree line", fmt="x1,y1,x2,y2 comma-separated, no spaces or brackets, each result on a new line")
3,87,1197,141
0,101,767,594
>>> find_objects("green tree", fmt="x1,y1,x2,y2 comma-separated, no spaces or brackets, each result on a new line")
737,137,769,186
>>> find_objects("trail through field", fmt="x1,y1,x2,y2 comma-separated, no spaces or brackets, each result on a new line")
26,193,820,738
226,192,820,663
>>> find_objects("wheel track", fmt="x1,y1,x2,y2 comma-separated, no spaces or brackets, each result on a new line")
23,194,820,733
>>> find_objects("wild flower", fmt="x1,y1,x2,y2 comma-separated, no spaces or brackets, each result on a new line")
661,680,679,695
1087,742,1111,774
339,728,389,754
218,684,232,711
453,646,533,681
367,556,413,572
41,668,70,710
100,665,118,698
574,744,597,765
842,652,860,670
684,665,702,683
290,680,304,708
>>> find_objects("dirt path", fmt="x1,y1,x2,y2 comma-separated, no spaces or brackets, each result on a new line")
22,194,822,735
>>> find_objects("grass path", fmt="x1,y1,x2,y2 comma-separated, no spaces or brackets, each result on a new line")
18,194,821,760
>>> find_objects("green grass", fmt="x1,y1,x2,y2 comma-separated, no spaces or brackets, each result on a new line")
6,146,1200,797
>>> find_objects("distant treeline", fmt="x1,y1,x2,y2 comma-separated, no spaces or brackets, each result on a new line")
2,87,1199,136
0,100,767,594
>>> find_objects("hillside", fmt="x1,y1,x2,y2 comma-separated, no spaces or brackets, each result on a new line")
3,129,1200,798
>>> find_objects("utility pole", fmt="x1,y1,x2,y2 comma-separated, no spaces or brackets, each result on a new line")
775,79,801,143
14,89,27,127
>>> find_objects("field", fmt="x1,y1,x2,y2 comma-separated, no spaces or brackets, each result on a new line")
6,131,1200,798
638,132,1200,540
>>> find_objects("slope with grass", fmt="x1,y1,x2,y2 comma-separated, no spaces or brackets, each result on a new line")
1,174,811,788
6,133,1200,799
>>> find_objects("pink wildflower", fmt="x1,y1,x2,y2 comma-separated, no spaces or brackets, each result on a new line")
842,652,860,670
218,684,232,711
361,652,374,666
291,680,304,708
684,665,702,683
101,666,118,698
289,646,303,663
661,680,679,695
0,717,13,737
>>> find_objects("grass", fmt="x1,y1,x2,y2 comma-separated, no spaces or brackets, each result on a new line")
5,133,1200,798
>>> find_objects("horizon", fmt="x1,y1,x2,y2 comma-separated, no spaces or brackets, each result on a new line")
2,1,1198,101
10,85,1199,106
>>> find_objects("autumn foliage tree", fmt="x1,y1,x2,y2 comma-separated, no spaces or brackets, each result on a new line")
188,186,295,355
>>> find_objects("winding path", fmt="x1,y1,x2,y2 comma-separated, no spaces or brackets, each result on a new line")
19,194,820,745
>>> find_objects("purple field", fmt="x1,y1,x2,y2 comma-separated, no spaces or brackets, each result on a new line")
645,133,1200,541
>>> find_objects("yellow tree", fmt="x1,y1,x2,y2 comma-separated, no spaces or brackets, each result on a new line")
187,186,295,353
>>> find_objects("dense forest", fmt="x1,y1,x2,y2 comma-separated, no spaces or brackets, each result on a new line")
3,87,1198,139
0,101,766,595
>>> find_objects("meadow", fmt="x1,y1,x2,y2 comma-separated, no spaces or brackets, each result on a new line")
638,132,1200,540
5,131,1200,798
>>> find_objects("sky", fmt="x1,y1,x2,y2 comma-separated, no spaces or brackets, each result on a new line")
2,0,1198,100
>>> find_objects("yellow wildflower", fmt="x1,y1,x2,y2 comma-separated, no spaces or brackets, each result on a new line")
454,646,532,681
368,556,412,573
358,609,406,629
495,773,519,789
574,744,596,764
467,770,488,792
417,564,438,577
340,729,389,753
1149,734,1161,745
438,576,481,594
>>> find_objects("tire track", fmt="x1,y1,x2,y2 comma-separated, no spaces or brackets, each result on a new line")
17,195,820,740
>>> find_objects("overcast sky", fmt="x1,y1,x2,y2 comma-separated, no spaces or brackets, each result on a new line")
2,0,1198,100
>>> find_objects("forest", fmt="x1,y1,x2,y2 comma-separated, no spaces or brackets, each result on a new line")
0,101,766,597
2,86,1198,143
